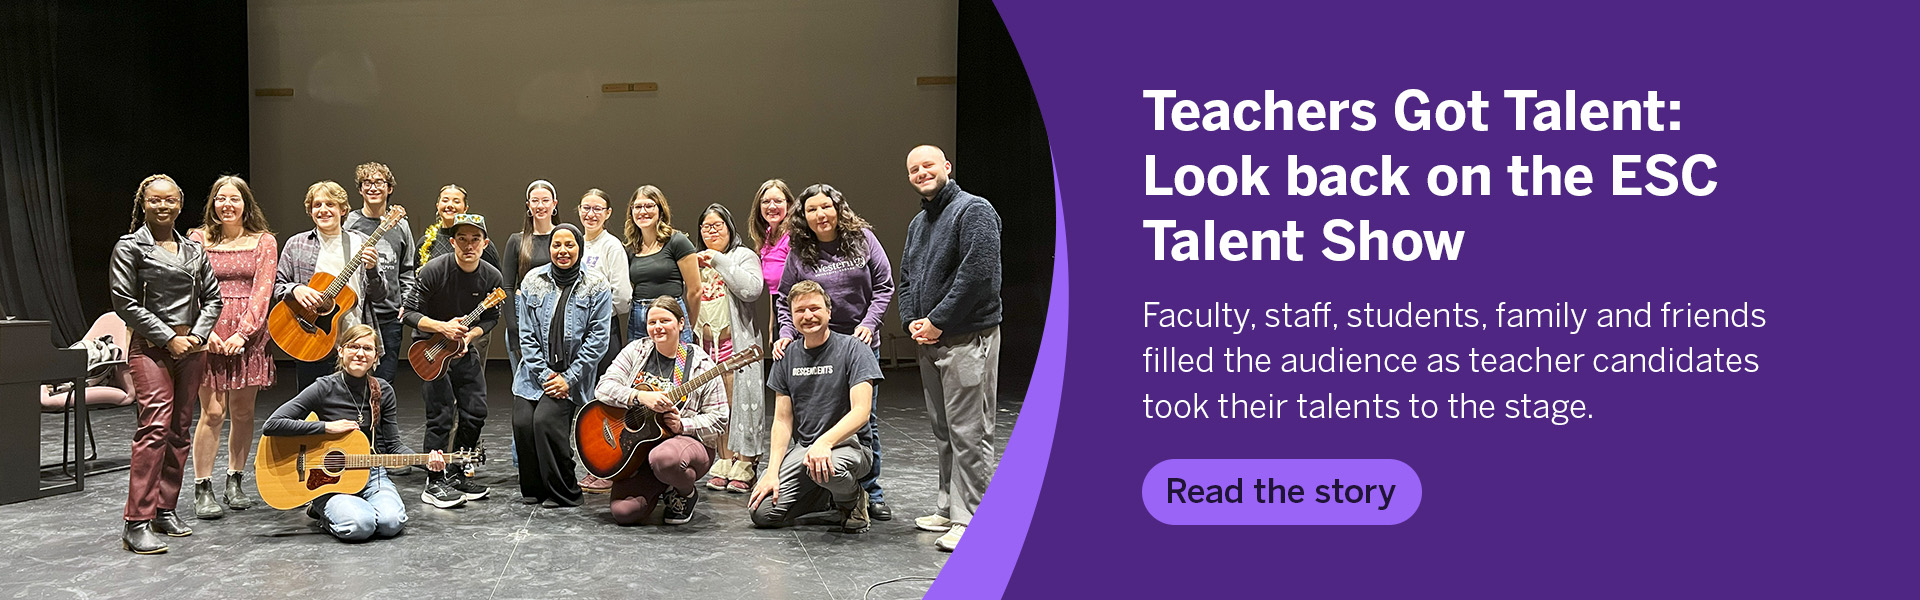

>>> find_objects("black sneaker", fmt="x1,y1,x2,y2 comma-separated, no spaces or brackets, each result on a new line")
870,500,893,521
449,470,490,501
662,488,697,525
420,472,468,509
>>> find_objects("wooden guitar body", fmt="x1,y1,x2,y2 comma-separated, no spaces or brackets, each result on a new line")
407,336,456,381
572,345,761,480
255,414,487,510
406,288,504,380
254,421,372,510
574,380,672,480
266,271,359,362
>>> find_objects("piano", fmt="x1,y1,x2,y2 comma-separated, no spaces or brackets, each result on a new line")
0,320,89,504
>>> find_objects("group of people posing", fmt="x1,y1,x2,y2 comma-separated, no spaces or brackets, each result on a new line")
106,145,1004,556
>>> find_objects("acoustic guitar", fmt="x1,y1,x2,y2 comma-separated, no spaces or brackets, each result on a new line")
407,288,505,380
266,206,407,361
254,414,485,510
574,345,762,479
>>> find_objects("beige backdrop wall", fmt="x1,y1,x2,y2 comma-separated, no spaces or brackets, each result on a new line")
250,0,958,354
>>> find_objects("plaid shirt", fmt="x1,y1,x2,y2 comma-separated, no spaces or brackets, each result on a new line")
274,229,387,335
594,337,729,449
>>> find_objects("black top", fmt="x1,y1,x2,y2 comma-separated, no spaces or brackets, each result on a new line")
263,372,403,455
629,231,696,306
418,229,501,275
502,231,553,343
502,231,553,290
403,254,503,341
765,332,884,448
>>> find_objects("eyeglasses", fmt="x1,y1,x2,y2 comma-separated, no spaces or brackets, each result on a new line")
343,344,378,355
360,179,390,188
699,223,727,233
580,206,609,214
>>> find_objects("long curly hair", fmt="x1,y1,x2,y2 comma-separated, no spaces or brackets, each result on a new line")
193,175,272,244
785,183,871,269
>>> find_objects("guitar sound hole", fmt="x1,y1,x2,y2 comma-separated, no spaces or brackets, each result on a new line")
322,450,347,475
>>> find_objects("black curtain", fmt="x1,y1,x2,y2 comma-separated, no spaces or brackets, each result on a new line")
959,0,1055,390
0,0,85,342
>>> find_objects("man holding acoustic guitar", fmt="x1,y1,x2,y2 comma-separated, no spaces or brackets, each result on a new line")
402,214,502,508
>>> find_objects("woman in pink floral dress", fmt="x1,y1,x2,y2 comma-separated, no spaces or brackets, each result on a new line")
185,175,277,519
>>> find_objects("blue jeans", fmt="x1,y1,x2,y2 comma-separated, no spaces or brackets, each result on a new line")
374,316,402,383
859,346,885,503
320,467,406,541
628,296,696,346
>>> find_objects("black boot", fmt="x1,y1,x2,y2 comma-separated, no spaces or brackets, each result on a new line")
123,520,167,554
194,479,224,519
224,472,255,510
151,509,193,537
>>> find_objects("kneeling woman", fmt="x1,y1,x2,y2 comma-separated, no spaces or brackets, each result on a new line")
594,296,728,526
262,324,448,542
514,224,613,507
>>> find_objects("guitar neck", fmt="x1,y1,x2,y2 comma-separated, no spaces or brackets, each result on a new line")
337,453,462,469
324,215,404,298
662,351,757,407
456,299,493,328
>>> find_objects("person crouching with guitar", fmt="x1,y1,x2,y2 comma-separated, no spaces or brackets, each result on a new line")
512,224,613,508
110,174,224,554
262,324,447,541
592,296,729,525
749,280,880,533
402,214,501,508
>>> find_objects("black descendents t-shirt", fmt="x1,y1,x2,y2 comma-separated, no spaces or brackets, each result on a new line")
765,332,883,447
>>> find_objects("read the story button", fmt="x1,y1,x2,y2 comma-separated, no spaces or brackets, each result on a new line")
1143,459,1421,525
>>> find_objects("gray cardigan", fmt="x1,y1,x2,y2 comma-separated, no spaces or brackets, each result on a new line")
702,246,767,417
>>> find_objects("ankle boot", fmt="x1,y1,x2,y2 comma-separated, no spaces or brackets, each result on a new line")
194,479,224,519
123,520,167,554
152,509,193,537
224,472,255,510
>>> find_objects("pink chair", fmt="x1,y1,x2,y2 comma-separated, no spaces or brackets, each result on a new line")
40,313,136,475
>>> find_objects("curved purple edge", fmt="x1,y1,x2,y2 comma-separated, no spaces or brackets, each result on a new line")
924,169,1067,599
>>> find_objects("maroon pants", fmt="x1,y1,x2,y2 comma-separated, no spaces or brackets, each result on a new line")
609,436,713,525
125,345,204,521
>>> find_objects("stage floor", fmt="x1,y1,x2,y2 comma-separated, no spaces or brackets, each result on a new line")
10,362,1020,599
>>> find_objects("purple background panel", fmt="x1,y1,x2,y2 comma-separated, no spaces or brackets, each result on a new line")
973,0,1916,597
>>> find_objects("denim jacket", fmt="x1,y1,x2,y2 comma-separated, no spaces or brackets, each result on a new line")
513,265,613,403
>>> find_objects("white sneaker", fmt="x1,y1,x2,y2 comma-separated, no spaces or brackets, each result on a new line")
915,513,953,532
935,524,966,551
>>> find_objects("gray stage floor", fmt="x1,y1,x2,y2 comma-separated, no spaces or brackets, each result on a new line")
7,362,1020,600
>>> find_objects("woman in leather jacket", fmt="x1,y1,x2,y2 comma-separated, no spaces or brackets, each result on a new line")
109,174,223,555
